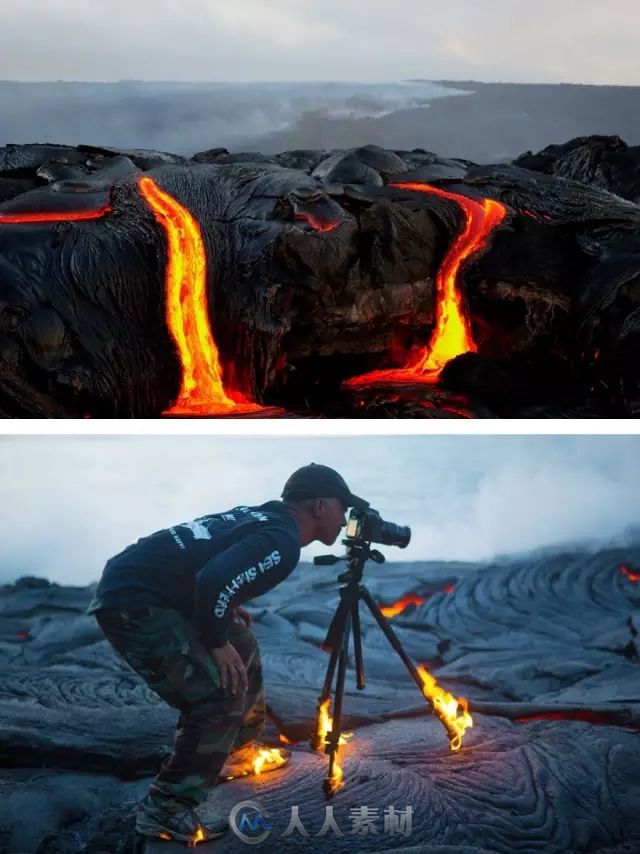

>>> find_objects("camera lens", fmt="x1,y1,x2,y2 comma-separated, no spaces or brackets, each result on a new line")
379,522,411,548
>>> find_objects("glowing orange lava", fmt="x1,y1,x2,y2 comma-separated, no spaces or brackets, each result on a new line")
381,583,456,618
620,564,640,582
294,212,341,232
380,593,427,618
138,176,264,416
0,204,112,223
416,664,473,750
345,183,507,388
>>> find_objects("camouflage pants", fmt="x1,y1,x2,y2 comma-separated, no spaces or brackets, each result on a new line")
95,605,265,811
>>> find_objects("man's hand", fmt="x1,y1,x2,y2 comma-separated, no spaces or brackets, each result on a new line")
233,606,253,628
210,643,248,695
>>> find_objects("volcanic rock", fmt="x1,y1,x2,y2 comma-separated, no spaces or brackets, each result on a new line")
0,138,639,417
1,545,639,851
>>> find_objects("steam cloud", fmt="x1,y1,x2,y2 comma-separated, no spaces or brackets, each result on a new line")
0,435,638,586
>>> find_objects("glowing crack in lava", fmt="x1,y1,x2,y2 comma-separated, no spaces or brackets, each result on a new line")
294,211,341,232
380,593,427,617
345,183,508,389
416,664,473,751
380,583,456,618
0,205,113,224
138,176,264,416
620,563,640,582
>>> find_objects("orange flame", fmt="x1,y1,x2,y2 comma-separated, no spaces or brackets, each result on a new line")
380,593,427,618
138,176,264,416
416,664,473,750
315,698,353,793
620,564,640,582
0,204,113,224
253,747,288,775
315,698,352,749
345,183,507,389
188,826,206,847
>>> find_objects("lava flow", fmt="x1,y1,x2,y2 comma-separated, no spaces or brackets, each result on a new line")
380,593,427,618
0,204,113,224
620,563,640,582
294,211,341,232
416,664,473,750
138,176,264,416
345,183,507,389
380,583,456,618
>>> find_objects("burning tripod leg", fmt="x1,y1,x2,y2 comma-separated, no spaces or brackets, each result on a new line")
312,532,473,798
359,587,472,748
310,595,351,796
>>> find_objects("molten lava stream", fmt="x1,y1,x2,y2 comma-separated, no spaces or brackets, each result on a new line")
620,563,640,582
0,205,113,224
138,176,265,417
380,593,427,618
344,183,507,389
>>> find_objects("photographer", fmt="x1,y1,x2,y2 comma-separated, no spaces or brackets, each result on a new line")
88,463,367,843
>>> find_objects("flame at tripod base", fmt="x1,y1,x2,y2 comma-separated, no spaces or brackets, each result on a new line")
416,664,473,750
314,698,353,795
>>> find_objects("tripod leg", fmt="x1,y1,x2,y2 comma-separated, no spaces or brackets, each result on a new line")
324,611,351,798
311,596,350,751
359,586,430,698
351,600,365,690
321,594,350,654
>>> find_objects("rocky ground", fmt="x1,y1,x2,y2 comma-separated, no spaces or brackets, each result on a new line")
1,544,639,852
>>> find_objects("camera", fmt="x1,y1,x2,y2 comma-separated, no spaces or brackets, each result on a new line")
344,507,411,549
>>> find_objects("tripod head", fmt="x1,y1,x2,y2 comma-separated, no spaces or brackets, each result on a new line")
314,542,385,583
314,506,411,581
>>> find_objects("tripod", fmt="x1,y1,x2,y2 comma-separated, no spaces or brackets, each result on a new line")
310,537,455,798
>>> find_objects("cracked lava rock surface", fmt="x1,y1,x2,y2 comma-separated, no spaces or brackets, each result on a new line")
1,136,640,417
1,543,639,852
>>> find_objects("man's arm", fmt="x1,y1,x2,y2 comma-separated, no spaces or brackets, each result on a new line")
194,526,299,649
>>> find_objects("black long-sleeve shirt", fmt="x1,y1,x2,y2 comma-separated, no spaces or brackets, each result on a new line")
88,501,301,647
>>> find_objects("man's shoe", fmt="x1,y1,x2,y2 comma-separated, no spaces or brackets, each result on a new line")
220,741,291,780
135,796,228,842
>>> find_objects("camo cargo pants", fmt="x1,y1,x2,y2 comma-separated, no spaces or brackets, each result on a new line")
95,605,265,812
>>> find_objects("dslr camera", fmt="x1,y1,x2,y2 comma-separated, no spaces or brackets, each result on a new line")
344,506,411,549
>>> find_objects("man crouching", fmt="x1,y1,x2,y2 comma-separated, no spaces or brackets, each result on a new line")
88,464,367,843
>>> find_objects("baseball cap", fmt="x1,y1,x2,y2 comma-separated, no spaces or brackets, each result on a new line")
281,464,369,511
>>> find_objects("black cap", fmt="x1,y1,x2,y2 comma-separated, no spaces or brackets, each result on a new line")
281,464,369,511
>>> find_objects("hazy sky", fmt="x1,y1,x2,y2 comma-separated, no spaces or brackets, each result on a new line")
1,434,638,586
1,0,638,84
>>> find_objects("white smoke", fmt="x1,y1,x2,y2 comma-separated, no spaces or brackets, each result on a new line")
0,435,638,586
